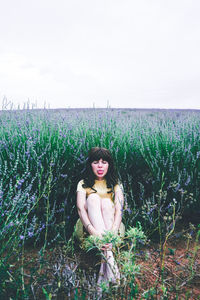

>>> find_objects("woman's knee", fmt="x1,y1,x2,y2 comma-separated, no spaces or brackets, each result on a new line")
101,198,114,214
87,193,101,209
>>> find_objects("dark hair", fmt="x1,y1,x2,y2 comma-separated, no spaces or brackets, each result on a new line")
82,147,118,191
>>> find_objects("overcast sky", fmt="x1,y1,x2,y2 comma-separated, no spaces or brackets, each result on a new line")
0,0,200,109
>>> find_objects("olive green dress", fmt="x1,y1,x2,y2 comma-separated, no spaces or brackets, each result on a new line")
74,179,125,244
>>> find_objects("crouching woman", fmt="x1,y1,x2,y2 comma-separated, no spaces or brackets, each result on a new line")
76,147,124,285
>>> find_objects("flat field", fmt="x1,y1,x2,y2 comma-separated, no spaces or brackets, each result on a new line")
0,108,199,298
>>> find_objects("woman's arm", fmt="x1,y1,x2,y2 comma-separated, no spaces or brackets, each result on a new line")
111,188,124,233
76,191,102,237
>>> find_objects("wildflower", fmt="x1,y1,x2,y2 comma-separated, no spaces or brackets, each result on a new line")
28,231,33,237
185,176,191,186
30,196,35,201
20,235,24,240
126,207,132,214
60,174,68,178
39,224,45,231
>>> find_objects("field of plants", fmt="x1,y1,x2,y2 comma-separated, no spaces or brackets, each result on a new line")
0,108,200,299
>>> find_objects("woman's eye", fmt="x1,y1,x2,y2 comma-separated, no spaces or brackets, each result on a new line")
103,161,107,164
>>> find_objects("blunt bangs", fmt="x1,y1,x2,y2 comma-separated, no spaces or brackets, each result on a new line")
88,147,112,164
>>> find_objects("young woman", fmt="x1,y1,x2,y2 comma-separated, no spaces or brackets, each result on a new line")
76,147,124,285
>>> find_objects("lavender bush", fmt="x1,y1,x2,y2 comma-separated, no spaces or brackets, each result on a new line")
0,108,200,298
0,108,200,244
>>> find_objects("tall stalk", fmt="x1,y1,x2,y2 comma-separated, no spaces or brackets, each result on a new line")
43,160,53,252
158,172,165,259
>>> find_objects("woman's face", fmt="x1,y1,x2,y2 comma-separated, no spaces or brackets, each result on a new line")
91,158,109,180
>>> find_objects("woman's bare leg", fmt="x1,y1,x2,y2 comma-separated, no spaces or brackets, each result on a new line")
100,198,115,230
86,194,106,235
86,194,120,285
100,198,120,283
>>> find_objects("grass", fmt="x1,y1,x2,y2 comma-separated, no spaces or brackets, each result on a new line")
0,107,200,298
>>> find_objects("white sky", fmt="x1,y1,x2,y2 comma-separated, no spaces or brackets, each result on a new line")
0,0,200,109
